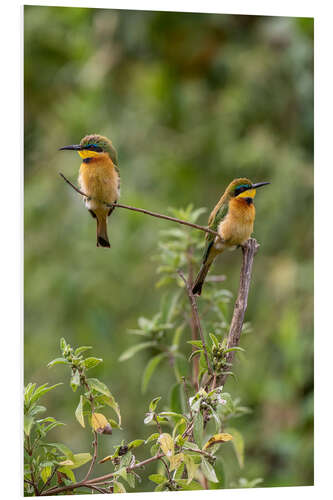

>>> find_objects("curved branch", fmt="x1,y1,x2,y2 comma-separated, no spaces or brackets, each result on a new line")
216,238,260,387
59,173,219,238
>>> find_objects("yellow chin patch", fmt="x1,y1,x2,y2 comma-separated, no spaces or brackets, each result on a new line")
237,188,256,199
78,150,101,159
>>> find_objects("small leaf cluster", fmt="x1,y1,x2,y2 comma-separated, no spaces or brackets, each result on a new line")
24,382,91,496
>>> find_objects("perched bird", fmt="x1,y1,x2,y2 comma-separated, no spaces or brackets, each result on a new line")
192,178,269,295
59,134,120,248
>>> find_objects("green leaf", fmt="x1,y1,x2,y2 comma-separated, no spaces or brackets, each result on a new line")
225,427,244,468
119,341,157,362
149,473,167,484
149,396,161,412
87,378,111,397
58,466,75,483
128,439,144,450
60,453,92,470
144,412,154,424
40,465,52,483
113,480,126,493
46,443,74,461
30,383,63,405
70,371,80,392
209,333,220,347
145,432,159,444
70,453,92,469
175,479,203,490
189,349,203,361
193,411,204,449
24,415,34,436
183,454,198,484
224,346,245,354
142,353,166,393
169,382,183,414
208,457,225,489
60,338,67,352
29,405,46,416
75,395,85,428
187,340,203,348
47,357,70,368
83,357,103,370
74,346,92,356
201,458,218,483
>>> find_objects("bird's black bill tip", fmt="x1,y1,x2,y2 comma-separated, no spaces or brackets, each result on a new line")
58,144,82,151
252,182,270,189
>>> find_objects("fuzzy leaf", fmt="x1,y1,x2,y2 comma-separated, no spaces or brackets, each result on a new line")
119,341,157,362
149,396,161,412
75,395,85,428
201,458,218,483
203,433,233,450
149,473,167,484
47,357,70,368
83,357,102,370
91,412,112,434
158,433,174,457
24,415,34,436
142,354,166,393
193,411,204,449
226,427,244,468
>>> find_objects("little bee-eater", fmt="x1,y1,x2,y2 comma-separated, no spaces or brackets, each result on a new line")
192,178,269,295
60,134,120,248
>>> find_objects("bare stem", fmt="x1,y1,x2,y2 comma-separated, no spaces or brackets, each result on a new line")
178,270,213,379
42,453,164,496
216,238,259,387
83,431,98,482
59,173,218,238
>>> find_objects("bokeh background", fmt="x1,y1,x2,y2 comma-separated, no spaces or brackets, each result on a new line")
24,6,313,490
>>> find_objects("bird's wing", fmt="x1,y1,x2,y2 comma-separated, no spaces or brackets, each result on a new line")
202,202,228,263
207,202,229,238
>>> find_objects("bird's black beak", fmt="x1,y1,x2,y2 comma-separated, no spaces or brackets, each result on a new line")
59,144,82,151
252,182,270,189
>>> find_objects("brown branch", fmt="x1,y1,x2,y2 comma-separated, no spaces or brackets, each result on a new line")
216,238,259,387
83,431,98,482
178,270,213,379
41,453,164,496
59,173,219,238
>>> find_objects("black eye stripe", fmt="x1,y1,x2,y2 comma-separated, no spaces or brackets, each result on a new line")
235,184,251,195
85,144,103,152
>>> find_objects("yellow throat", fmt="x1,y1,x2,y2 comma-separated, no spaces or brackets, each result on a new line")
236,188,256,199
78,150,101,159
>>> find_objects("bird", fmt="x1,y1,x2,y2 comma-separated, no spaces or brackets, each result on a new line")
192,178,269,295
59,134,120,248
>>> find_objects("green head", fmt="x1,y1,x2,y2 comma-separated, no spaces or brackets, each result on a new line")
59,134,118,165
226,178,270,200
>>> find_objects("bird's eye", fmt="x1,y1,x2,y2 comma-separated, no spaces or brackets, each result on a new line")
86,143,103,152
234,184,250,196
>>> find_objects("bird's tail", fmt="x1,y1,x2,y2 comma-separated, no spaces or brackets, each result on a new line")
96,213,110,248
192,260,213,296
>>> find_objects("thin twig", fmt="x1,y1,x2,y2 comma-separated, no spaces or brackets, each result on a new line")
154,414,163,434
181,376,193,420
60,173,219,238
178,270,213,378
42,453,164,496
83,431,98,481
215,238,259,387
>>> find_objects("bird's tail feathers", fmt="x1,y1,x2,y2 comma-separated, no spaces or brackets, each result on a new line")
96,214,110,248
192,261,213,296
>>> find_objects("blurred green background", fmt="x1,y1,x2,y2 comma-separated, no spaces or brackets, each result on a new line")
24,6,313,490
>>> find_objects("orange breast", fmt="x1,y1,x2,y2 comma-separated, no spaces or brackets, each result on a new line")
218,197,255,246
78,156,119,204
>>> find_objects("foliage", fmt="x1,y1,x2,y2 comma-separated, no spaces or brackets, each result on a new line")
24,6,313,491
24,206,265,494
